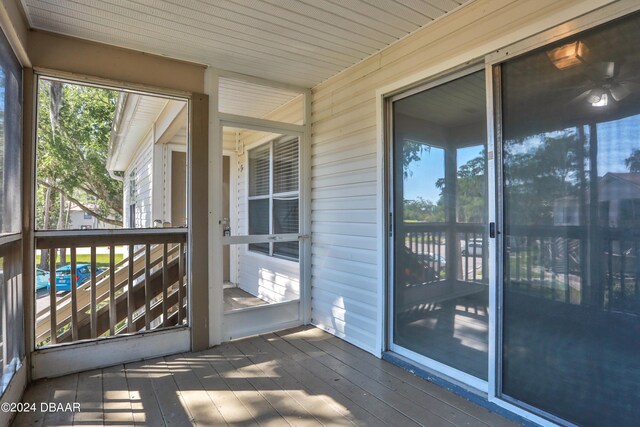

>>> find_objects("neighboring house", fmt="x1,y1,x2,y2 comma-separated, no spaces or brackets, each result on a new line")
554,172,640,227
107,94,188,229
66,202,114,230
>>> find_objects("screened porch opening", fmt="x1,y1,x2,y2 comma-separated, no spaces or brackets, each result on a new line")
221,124,302,338
33,78,190,349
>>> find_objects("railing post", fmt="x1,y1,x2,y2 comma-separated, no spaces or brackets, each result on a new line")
109,246,116,336
70,247,78,341
128,244,135,333
178,242,185,324
90,246,97,338
48,248,57,344
162,244,168,327
144,244,151,330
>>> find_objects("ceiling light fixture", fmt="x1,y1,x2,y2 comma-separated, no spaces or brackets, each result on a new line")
592,92,608,107
547,41,589,70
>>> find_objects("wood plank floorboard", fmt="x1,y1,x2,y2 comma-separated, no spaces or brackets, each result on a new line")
73,369,104,426
102,364,135,426
12,326,518,427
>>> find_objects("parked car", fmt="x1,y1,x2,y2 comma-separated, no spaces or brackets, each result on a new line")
47,263,102,292
35,268,50,291
461,239,483,256
400,246,439,284
421,252,446,267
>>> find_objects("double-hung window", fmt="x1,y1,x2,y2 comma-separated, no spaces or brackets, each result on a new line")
248,136,299,260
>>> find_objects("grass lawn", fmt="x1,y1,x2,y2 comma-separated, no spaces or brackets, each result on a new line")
35,253,125,269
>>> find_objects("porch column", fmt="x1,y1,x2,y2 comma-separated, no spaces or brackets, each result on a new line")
189,92,211,351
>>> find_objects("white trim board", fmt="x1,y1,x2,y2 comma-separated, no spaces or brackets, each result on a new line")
31,327,190,380
0,360,27,427
223,300,301,341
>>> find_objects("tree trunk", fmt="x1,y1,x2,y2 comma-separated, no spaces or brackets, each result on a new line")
58,193,67,265
39,185,52,270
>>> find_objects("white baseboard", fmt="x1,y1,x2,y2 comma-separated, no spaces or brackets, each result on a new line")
32,327,190,380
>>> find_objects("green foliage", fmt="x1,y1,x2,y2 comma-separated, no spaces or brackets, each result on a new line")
403,147,486,224
625,149,640,173
504,129,587,225
403,197,444,222
37,80,122,227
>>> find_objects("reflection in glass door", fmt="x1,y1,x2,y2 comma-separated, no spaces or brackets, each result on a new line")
390,69,489,381
500,13,640,426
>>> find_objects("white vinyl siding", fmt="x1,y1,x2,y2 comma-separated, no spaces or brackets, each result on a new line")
124,134,153,228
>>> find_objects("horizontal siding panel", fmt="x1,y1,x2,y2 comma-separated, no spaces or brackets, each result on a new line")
312,265,377,293
312,290,378,325
312,308,377,353
311,279,377,307
311,127,376,152
311,209,376,223
312,232,376,251
312,244,377,265
312,136,375,163
312,170,376,188
311,221,376,238
311,254,377,278
311,100,376,135
312,181,376,200
313,153,376,175
311,195,376,211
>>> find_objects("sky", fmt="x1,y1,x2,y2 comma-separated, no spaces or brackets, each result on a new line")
403,143,484,202
400,112,640,205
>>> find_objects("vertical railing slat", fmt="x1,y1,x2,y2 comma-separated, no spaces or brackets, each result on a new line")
144,244,151,331
90,246,97,338
565,239,571,303
178,242,185,324
128,244,135,333
527,237,533,284
70,247,78,341
607,238,614,310
109,246,116,336
620,239,626,307
48,248,57,344
162,244,168,327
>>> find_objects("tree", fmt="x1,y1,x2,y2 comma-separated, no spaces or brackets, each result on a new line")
625,149,640,173
503,129,586,225
37,80,122,227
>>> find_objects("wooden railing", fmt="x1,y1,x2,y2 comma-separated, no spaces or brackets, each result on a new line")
505,225,640,315
401,222,487,284
34,229,187,347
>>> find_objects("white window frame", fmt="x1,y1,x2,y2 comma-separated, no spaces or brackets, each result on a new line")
247,136,300,260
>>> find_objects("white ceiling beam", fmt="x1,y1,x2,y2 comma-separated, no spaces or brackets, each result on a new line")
214,69,308,94
218,112,305,136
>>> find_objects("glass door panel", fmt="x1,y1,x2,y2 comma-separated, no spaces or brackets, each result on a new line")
391,70,489,380
501,13,640,426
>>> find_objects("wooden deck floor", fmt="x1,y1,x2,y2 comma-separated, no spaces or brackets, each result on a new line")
13,326,517,427
224,287,268,312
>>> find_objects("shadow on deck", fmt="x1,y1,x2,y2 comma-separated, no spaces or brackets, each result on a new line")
13,326,516,427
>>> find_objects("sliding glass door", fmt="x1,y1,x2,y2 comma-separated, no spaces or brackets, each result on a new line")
500,13,640,426
390,69,489,383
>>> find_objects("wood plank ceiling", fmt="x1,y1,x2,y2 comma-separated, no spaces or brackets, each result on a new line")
21,0,469,89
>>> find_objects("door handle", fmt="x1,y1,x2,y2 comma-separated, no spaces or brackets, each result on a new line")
490,222,497,238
